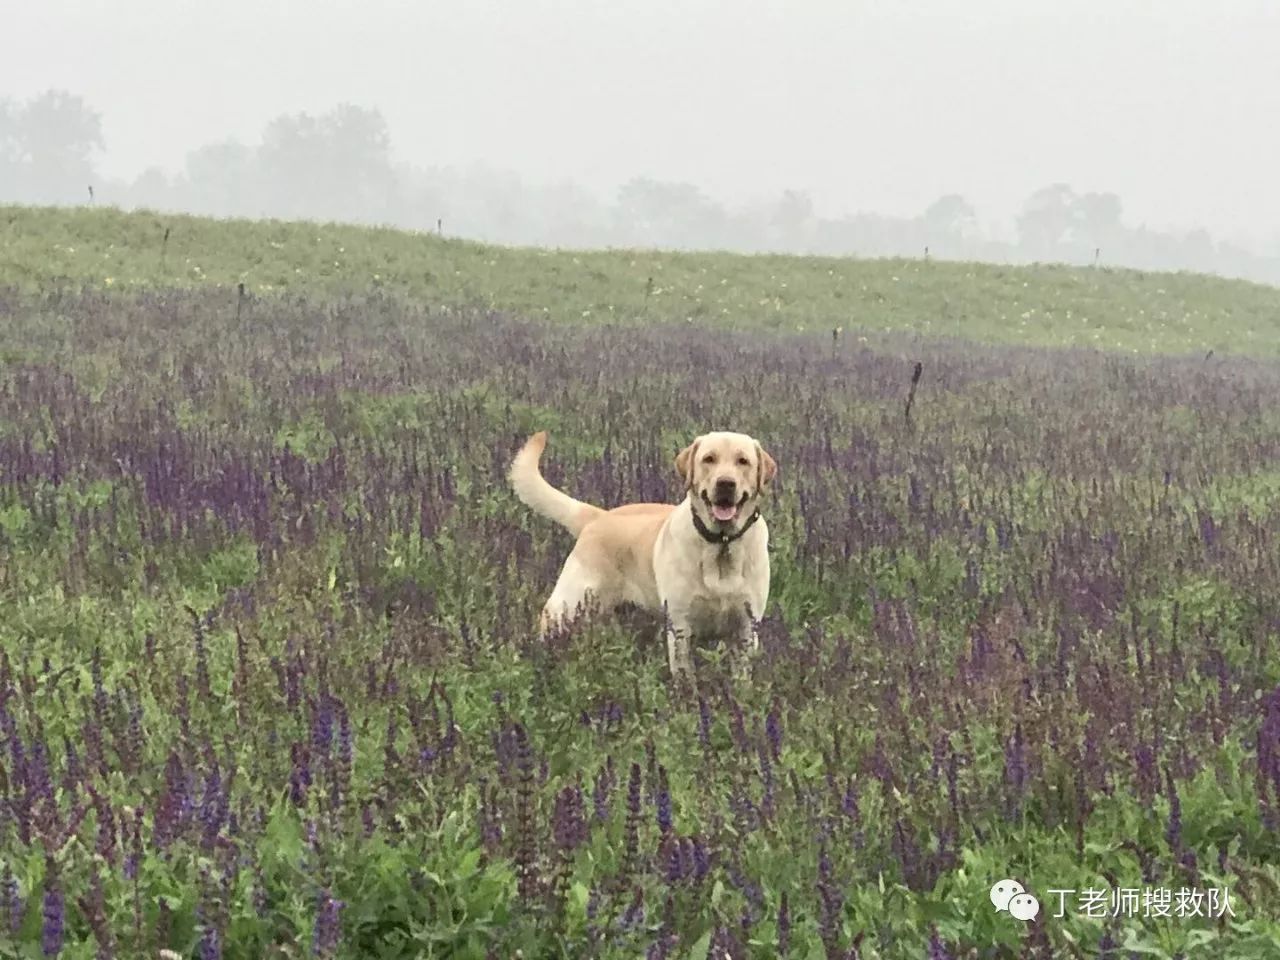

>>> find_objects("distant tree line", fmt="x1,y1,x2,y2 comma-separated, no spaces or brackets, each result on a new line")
3,90,1278,287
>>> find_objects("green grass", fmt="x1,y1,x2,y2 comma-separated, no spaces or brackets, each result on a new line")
4,204,1280,355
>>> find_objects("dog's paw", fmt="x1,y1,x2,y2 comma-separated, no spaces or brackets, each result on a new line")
669,667,697,700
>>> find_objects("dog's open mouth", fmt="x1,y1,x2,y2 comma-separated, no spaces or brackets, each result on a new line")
703,491,749,524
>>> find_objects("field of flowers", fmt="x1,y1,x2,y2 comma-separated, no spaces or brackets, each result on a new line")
3,274,1280,958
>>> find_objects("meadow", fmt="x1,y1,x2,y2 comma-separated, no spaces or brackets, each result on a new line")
2,207,1280,958
6,205,1280,356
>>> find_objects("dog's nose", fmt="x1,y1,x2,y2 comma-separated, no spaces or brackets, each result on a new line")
714,477,737,494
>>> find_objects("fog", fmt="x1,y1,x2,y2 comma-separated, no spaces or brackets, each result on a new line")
4,0,1280,284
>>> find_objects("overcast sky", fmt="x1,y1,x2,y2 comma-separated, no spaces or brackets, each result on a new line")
5,0,1279,248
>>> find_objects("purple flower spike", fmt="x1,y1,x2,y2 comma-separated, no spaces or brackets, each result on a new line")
335,699,353,805
815,843,843,956
198,927,221,960
3,865,22,936
655,766,673,834
41,875,63,957
697,697,713,750
553,782,587,853
1165,768,1183,854
623,762,643,877
593,756,614,824
765,705,783,761
617,886,645,936
312,889,344,958
1256,686,1280,822
191,609,212,702
289,742,311,808
1099,925,1118,957
928,924,953,959
1003,721,1027,817
691,836,710,881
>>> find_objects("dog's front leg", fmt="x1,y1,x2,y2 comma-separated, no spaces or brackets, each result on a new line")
731,600,764,682
663,603,696,688
730,623,757,682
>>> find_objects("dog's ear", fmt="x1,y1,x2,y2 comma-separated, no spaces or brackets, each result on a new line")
674,437,701,489
755,442,778,491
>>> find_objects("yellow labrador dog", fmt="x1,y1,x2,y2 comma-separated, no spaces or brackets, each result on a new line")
509,430,777,681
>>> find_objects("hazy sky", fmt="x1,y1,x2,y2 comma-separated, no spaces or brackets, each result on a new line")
6,0,1280,247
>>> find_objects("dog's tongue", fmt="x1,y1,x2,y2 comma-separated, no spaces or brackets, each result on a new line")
712,503,738,523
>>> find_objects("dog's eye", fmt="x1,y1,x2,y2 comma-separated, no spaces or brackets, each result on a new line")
737,457,750,466
702,454,716,464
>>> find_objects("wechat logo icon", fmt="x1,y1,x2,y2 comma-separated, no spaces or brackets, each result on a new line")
991,879,1040,922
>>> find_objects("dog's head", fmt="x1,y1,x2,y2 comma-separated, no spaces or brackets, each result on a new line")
674,431,777,530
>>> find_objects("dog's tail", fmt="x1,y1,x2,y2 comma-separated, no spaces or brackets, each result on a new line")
509,431,605,536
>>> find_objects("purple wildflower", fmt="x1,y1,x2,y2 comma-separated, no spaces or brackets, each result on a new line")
646,932,677,960
1165,768,1182,854
623,761,643,876
765,704,783,761
617,886,645,936
946,749,960,822
928,924,953,959
479,781,502,851
155,750,191,847
553,782,587,853
662,837,686,884
816,843,843,956
335,699,353,807
758,742,775,822
61,736,81,792
384,708,399,773
842,775,859,820
513,723,538,902
124,807,143,880
198,926,221,960
122,693,144,773
79,868,114,959
94,794,118,866
1256,686,1280,823
691,836,710,881
311,694,334,763
41,873,63,957
312,890,344,958
3,865,21,935
1098,926,1118,957
191,609,212,701
593,756,614,823
698,697,713,750
29,738,56,828
289,741,311,808
655,765,673,834
200,759,227,849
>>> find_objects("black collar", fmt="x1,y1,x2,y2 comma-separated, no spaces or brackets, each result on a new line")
690,506,761,547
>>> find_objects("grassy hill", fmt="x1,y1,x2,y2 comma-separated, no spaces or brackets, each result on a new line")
4,203,1280,355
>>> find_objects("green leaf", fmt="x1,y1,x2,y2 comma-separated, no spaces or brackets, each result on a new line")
687,931,712,960
569,881,590,915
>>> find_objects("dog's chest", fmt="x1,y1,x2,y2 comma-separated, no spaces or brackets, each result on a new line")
688,590,750,640
686,551,752,624
696,549,749,595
